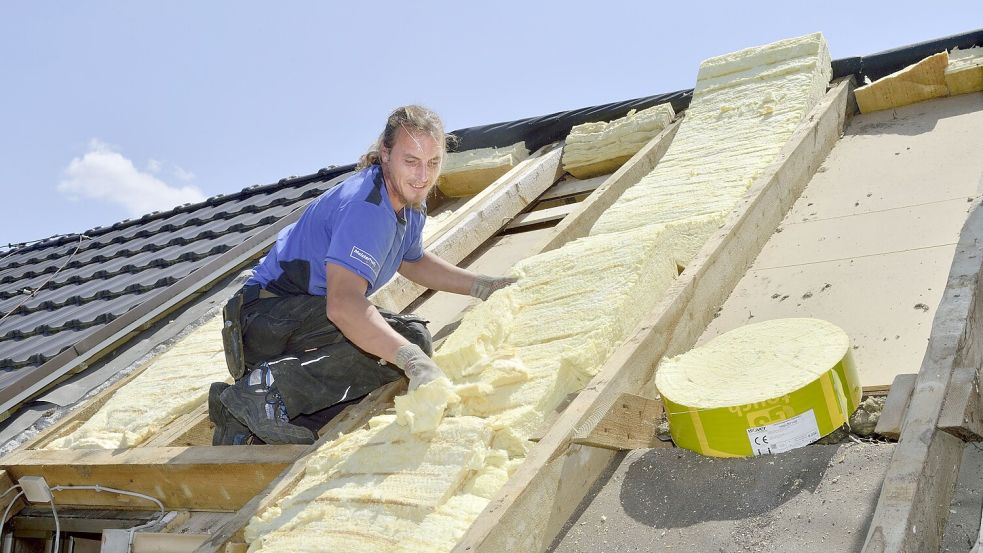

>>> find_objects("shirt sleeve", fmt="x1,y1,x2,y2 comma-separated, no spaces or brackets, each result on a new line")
403,212,425,262
324,202,394,286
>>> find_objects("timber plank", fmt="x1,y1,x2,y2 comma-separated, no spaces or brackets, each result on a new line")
569,393,669,451
541,117,681,252
938,366,983,441
862,201,983,553
454,79,854,553
874,373,916,439
504,203,576,231
537,175,607,202
2,445,307,512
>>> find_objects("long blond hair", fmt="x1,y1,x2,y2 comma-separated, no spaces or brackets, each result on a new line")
358,105,450,170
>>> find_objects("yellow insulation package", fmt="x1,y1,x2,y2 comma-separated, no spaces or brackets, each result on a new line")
656,318,861,458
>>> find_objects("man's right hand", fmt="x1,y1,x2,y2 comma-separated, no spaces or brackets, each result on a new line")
394,343,446,390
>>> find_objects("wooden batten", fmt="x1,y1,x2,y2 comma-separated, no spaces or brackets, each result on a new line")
862,201,983,553
874,373,917,440
2,445,307,512
453,78,855,553
569,392,669,451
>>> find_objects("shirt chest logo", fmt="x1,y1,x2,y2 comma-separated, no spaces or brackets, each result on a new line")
350,246,380,273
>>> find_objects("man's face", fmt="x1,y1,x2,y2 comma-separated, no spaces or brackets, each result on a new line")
381,127,441,211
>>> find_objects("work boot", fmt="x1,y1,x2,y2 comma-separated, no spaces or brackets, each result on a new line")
208,382,264,446
221,292,247,380
219,364,316,445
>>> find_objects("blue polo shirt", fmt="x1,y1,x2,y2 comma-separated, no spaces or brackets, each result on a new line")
246,165,426,296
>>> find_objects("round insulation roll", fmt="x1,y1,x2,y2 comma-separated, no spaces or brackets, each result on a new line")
655,318,861,458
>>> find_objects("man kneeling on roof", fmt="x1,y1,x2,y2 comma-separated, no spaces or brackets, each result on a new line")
210,105,514,445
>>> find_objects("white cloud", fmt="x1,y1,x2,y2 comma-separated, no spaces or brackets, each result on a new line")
59,140,206,217
146,158,162,173
172,165,196,182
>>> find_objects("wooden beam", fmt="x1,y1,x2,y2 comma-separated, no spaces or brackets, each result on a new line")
569,393,669,451
874,373,917,440
193,380,405,552
504,203,576,231
1,445,306,512
938,366,983,441
537,175,608,202
370,145,564,313
453,78,855,553
541,117,681,252
863,201,983,553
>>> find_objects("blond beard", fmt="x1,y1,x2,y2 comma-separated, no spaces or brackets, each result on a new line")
389,177,434,211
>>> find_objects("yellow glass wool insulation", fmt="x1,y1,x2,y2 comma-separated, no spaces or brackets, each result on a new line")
591,32,832,236
437,142,528,197
655,318,861,458
562,102,676,179
394,377,460,434
854,51,949,113
244,415,493,553
946,46,983,96
245,33,833,551
44,313,229,449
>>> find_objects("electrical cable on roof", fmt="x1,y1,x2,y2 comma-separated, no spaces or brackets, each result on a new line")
47,496,59,553
0,234,89,328
0,490,24,545
50,484,165,547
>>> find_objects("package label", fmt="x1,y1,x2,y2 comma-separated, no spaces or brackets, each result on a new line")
746,409,820,455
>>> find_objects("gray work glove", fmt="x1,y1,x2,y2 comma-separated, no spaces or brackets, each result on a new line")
394,344,446,391
469,274,517,301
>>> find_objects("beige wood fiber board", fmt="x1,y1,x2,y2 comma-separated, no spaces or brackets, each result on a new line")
701,93,983,389
703,246,955,387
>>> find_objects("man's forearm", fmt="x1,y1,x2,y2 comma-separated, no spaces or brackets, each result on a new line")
326,294,409,364
398,252,475,295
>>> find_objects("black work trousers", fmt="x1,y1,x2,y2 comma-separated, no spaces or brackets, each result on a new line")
237,285,432,419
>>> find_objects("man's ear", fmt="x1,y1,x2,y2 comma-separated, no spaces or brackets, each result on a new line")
380,146,390,163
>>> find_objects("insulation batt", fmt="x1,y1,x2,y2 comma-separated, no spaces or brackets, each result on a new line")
44,313,229,449
946,46,983,96
562,103,675,178
245,32,832,552
437,141,529,197
440,142,528,174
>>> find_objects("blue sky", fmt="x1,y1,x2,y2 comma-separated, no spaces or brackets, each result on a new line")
0,2,978,249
